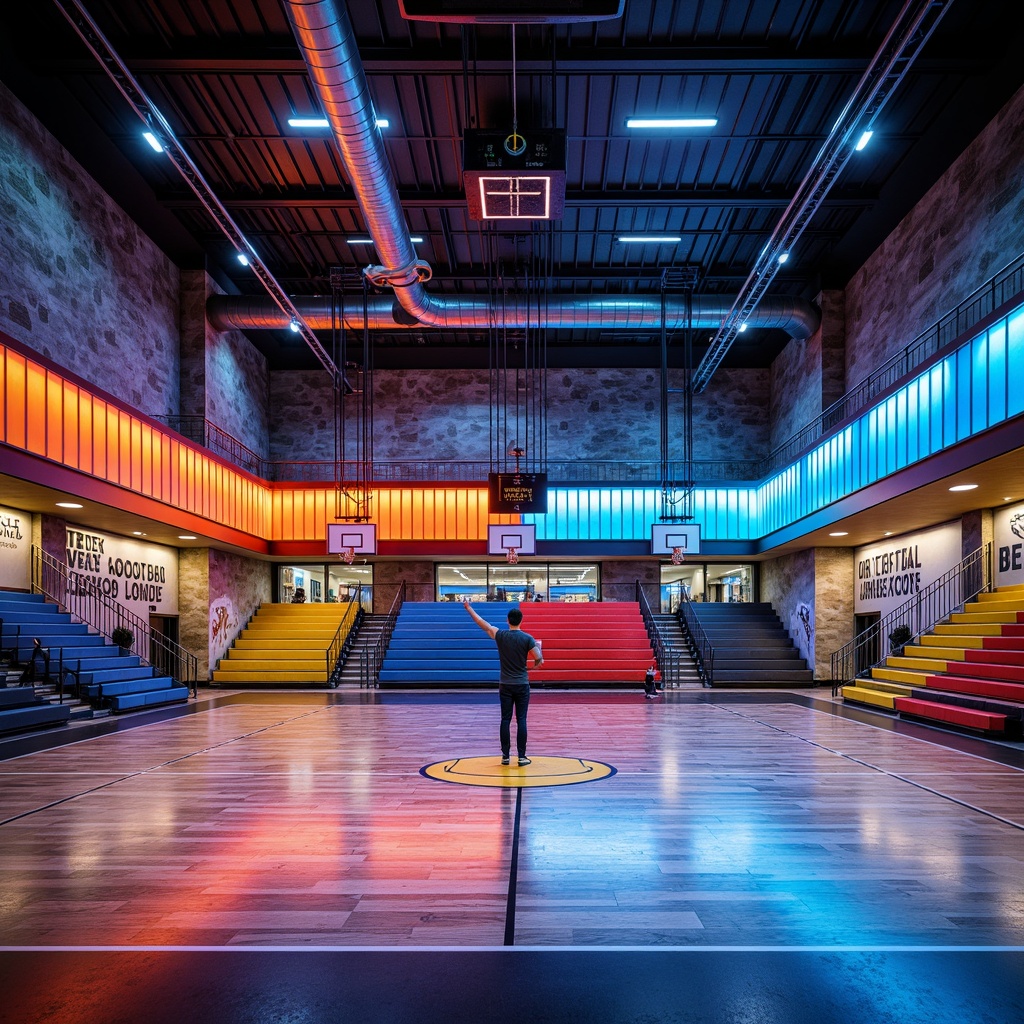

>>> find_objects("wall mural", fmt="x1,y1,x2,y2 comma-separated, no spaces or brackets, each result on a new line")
994,501,1024,587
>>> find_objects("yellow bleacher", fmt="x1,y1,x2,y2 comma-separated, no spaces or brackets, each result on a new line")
211,602,359,685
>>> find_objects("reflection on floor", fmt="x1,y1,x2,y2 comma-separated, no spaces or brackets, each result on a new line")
1,690,1022,1022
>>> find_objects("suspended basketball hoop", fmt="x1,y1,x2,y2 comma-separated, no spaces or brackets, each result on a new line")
671,546,685,565
506,547,519,565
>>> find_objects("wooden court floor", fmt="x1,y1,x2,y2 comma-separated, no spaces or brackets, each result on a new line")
1,689,1023,1022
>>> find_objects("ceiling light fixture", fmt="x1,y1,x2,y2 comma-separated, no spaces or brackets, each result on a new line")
237,253,249,266
132,531,147,536
828,531,848,537
884,531,894,537
346,238,374,245
617,235,682,244
287,117,329,129
626,117,718,129
289,318,301,333
777,252,790,264
948,483,978,491
855,130,874,151
142,131,163,152
178,535,197,541
56,501,83,509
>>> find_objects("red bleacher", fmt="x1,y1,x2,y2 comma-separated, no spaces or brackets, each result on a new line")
894,696,1007,733
518,602,653,684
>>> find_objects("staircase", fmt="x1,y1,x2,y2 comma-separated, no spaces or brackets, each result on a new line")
689,602,814,687
333,613,387,686
0,590,187,717
652,613,703,686
211,601,359,686
840,584,1024,737
379,601,653,687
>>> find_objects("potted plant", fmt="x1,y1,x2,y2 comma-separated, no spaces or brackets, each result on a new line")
111,627,135,654
888,624,912,656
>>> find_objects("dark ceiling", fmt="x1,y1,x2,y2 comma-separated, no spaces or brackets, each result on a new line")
2,0,1023,372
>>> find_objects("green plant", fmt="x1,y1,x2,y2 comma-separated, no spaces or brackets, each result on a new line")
888,624,912,651
111,627,135,651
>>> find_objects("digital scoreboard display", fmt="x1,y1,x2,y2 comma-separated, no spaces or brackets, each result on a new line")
488,473,548,514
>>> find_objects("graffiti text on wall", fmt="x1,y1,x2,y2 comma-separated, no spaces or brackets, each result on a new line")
858,546,922,602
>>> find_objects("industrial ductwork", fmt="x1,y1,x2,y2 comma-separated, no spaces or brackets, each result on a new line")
207,292,819,337
216,0,818,342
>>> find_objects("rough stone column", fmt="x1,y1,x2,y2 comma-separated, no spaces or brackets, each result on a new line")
813,548,855,680
178,548,211,681
179,270,208,422
759,547,854,683
817,289,847,410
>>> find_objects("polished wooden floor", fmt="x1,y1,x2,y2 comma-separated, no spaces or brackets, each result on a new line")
1,689,1023,1021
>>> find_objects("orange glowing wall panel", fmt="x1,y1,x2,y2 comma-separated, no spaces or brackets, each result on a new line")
269,486,518,543
1,340,273,541
2,340,517,548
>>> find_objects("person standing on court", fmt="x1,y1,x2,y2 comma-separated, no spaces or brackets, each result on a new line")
464,601,543,766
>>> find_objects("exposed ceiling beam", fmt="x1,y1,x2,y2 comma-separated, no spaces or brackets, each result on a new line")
40,47,985,77
156,188,878,211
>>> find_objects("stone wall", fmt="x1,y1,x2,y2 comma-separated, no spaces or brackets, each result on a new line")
769,331,823,452
761,547,855,681
0,82,180,417
845,83,1024,390
208,549,271,673
812,548,855,681
760,549,817,674
181,271,269,460
269,366,771,467
373,561,436,612
178,548,271,679
600,559,659,607
178,549,210,679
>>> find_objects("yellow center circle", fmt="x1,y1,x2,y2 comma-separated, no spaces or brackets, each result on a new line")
420,754,616,788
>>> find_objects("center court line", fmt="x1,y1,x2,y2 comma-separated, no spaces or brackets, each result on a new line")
0,943,1021,953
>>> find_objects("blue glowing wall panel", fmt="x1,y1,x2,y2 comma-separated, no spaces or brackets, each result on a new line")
523,306,1024,544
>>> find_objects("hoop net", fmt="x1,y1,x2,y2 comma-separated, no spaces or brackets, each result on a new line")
671,546,685,566
342,547,356,564
506,547,519,565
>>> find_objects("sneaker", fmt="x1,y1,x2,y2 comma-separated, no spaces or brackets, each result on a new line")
518,757,531,767
501,755,510,766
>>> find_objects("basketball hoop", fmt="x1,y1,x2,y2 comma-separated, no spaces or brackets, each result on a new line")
342,547,356,564
506,547,519,565
671,547,685,566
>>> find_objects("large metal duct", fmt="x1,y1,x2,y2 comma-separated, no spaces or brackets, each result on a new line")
266,0,819,341
207,292,819,337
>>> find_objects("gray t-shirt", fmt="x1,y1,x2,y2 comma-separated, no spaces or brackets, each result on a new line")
495,628,536,685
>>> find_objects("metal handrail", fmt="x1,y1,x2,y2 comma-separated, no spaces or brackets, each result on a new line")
678,590,715,687
635,580,679,688
361,581,405,688
31,546,199,695
764,252,1024,475
154,252,1024,489
325,587,362,688
830,543,992,694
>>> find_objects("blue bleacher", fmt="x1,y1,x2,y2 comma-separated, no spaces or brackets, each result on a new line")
378,602,518,685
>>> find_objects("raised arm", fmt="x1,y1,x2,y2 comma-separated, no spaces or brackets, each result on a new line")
464,601,498,639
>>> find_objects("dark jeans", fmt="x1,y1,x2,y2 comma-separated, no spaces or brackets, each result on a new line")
498,683,530,757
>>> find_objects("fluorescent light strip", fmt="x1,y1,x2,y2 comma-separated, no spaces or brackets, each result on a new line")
855,130,874,151
347,237,423,244
287,117,389,130
142,132,163,152
626,117,717,129
617,236,682,244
